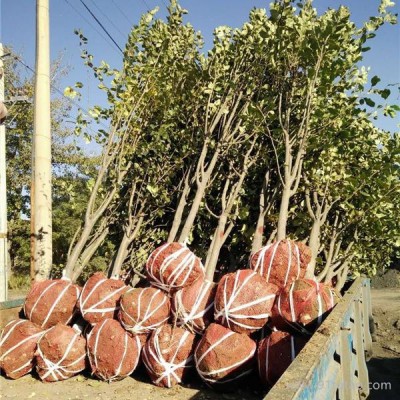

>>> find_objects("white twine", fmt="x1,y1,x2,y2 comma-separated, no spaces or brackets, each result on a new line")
0,320,44,363
167,251,195,288
119,288,169,335
147,244,204,292
295,244,301,281
195,330,255,385
277,282,314,336
41,282,75,328
312,278,324,327
0,320,25,347
142,327,193,388
24,280,79,328
214,271,275,331
25,280,58,323
79,277,126,321
250,244,272,278
288,281,297,323
277,286,298,334
173,280,214,334
283,240,293,286
251,240,302,286
9,359,32,375
36,328,85,381
88,319,139,382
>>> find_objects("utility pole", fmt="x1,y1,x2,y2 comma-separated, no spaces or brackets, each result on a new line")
32,0,52,281
0,43,8,301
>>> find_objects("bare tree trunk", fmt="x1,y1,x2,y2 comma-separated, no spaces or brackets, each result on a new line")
64,150,129,279
266,229,277,244
252,211,265,254
325,240,355,284
111,234,131,278
251,173,268,254
276,183,291,241
168,171,191,243
71,226,109,282
65,224,96,278
110,215,144,278
205,139,257,279
274,50,324,242
178,147,220,244
335,263,350,292
174,91,247,245
306,219,321,278
205,215,232,281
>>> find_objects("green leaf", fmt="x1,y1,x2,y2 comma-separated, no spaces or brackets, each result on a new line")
381,88,391,99
63,86,78,99
371,76,380,86
364,98,375,107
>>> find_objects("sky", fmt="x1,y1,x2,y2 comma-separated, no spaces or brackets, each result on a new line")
1,0,399,135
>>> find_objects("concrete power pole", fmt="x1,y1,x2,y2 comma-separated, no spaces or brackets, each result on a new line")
32,0,52,281
0,43,8,301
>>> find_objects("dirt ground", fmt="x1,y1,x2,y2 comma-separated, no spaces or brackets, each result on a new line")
367,287,400,400
1,284,399,399
0,364,265,400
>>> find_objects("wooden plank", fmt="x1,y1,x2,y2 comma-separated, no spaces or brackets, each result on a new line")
361,281,373,358
264,278,367,400
339,328,353,399
354,298,369,398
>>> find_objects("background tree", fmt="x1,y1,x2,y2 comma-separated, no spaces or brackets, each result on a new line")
4,48,95,284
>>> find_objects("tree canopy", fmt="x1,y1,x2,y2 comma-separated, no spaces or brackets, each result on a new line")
6,0,399,290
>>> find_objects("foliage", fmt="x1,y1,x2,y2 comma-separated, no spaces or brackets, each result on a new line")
8,273,30,291
7,0,398,289
4,48,99,280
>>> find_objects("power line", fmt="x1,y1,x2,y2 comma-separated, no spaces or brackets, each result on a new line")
87,0,127,41
141,0,151,10
13,56,110,132
110,0,133,26
64,0,121,56
79,0,124,54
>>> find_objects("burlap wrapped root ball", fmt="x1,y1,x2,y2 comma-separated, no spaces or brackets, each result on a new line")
79,272,128,326
172,278,216,334
146,242,204,292
35,323,87,382
142,324,197,388
214,270,278,334
0,319,44,379
87,318,141,382
23,278,81,329
249,240,311,288
275,279,336,335
194,323,256,388
257,330,308,386
118,287,170,335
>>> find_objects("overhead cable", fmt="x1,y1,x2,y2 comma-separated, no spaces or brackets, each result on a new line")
79,0,124,54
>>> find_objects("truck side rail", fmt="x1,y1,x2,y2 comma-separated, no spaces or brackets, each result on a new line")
264,277,373,400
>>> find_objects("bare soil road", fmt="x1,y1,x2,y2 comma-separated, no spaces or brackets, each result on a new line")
367,288,400,400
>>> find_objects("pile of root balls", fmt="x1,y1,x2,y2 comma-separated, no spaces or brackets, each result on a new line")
0,239,337,390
